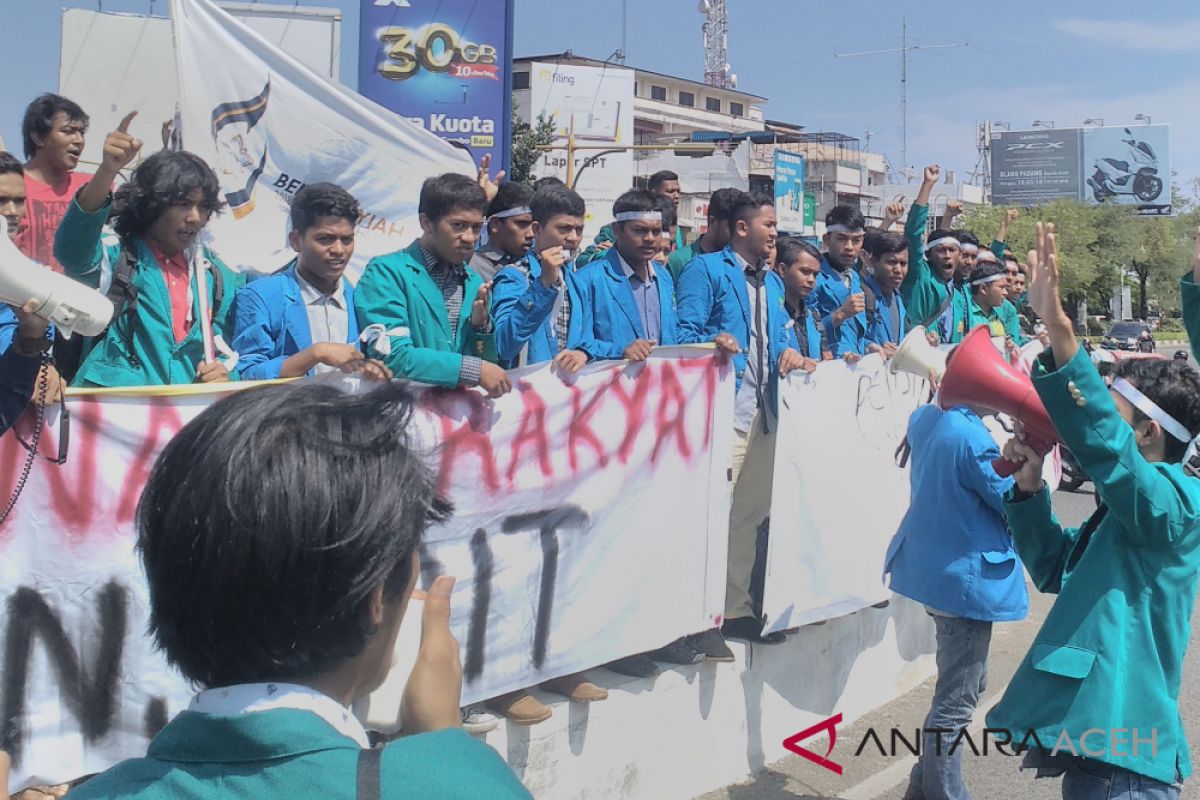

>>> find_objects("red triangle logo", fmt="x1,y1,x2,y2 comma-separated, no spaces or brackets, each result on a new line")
782,713,843,775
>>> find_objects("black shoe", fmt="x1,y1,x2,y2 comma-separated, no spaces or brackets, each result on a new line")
688,629,735,662
649,636,704,666
604,654,660,678
721,616,786,645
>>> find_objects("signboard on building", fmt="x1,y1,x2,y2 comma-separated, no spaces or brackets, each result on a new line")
357,0,513,169
529,61,635,240
991,125,1171,214
773,150,806,234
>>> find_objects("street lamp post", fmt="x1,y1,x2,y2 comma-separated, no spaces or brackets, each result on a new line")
1135,114,1152,125
1083,117,1104,126
1032,120,1055,129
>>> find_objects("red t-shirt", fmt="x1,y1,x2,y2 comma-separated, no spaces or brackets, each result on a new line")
14,171,93,272
147,242,191,344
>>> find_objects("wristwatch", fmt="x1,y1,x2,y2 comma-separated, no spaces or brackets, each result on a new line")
1009,481,1045,502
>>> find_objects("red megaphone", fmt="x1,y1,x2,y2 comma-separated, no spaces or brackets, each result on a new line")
937,326,1059,477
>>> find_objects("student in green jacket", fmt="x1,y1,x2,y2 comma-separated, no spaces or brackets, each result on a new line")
666,186,741,282
66,380,531,799
355,173,510,397
53,112,243,387
990,223,1200,799
901,165,969,340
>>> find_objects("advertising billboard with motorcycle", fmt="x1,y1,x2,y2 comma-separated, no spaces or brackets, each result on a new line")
992,125,1171,215
1083,124,1171,215
357,0,514,170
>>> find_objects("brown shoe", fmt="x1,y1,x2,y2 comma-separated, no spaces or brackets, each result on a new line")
484,690,552,725
539,672,609,702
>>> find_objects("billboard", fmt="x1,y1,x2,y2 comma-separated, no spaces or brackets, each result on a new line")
991,128,1083,205
1082,124,1171,213
991,125,1171,214
773,150,806,234
530,62,635,241
357,0,513,169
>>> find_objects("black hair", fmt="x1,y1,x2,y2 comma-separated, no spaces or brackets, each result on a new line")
533,176,566,192
776,237,821,267
865,230,907,259
1112,358,1200,463
612,188,659,218
707,187,744,224
21,93,89,159
418,172,487,221
955,230,980,247
486,181,532,218
727,190,774,229
530,185,585,224
653,194,677,230
969,261,1006,293
648,170,679,190
290,182,362,234
927,228,958,246
137,382,452,687
825,204,865,230
112,150,224,243
0,152,24,177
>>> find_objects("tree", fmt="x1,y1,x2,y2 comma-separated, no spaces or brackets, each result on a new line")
1128,216,1188,319
509,110,556,187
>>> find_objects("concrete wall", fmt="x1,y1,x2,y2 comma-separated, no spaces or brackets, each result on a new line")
480,597,936,799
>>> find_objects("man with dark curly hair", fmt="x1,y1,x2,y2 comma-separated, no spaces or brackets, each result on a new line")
53,112,244,387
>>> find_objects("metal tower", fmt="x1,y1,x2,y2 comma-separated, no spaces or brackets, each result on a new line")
699,0,731,88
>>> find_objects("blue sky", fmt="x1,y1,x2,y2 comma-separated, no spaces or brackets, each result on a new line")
5,0,1199,193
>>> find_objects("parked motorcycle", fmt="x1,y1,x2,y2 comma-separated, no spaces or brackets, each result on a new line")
1086,128,1164,204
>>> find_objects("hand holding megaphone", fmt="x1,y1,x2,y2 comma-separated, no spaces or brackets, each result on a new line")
0,218,114,338
1002,425,1048,493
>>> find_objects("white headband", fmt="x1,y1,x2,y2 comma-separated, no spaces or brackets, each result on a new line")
970,272,1007,286
614,211,662,223
976,251,999,265
1112,378,1192,443
924,236,961,253
826,224,864,234
490,206,532,220
959,243,980,255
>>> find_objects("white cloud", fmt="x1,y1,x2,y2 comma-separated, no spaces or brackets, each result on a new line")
1054,18,1200,52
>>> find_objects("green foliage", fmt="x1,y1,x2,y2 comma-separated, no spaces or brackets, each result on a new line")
509,111,557,188
1086,318,1106,336
1158,317,1186,333
960,200,1192,318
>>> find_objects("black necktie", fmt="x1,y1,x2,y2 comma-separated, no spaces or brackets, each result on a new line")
747,265,767,431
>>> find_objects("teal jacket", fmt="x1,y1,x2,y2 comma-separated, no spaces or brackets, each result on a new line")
53,197,244,387
67,708,530,799
901,202,960,334
1180,272,1200,361
986,347,1200,785
354,240,497,387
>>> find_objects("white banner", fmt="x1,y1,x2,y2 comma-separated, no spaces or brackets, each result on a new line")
0,348,730,787
762,355,928,632
170,0,475,278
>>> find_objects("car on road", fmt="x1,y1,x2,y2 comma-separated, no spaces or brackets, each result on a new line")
1101,320,1155,352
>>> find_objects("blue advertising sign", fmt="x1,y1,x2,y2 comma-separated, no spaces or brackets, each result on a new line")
773,150,806,234
358,0,513,170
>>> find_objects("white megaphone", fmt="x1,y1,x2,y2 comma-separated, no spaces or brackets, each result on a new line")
889,325,948,382
0,217,113,338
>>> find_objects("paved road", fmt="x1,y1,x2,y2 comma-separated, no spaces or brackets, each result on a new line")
699,485,1200,799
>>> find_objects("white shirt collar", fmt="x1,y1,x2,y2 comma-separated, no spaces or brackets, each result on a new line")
189,682,369,748
296,270,346,309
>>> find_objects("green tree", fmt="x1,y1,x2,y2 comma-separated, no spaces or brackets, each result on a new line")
509,110,556,187
1128,215,1188,318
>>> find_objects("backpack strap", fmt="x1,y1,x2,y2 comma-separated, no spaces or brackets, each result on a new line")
356,747,382,800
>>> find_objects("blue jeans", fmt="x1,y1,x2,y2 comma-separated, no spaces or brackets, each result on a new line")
1060,758,1181,799
904,614,992,800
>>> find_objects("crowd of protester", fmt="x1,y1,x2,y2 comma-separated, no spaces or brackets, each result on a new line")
4,91,1198,800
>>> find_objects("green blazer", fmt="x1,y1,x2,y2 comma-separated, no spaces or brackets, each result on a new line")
67,708,530,799
986,347,1200,785
1180,273,1200,362
353,240,497,388
54,197,244,388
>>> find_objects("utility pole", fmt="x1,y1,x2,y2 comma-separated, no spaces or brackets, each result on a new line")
834,17,965,179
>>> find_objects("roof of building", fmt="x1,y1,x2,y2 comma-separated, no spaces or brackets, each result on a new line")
514,51,769,102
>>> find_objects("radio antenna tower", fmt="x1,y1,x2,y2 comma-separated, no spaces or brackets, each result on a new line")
834,17,965,178
698,0,735,88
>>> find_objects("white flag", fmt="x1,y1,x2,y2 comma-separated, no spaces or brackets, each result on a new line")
170,0,475,278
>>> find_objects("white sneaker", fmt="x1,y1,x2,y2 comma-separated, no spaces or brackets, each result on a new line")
461,705,500,735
